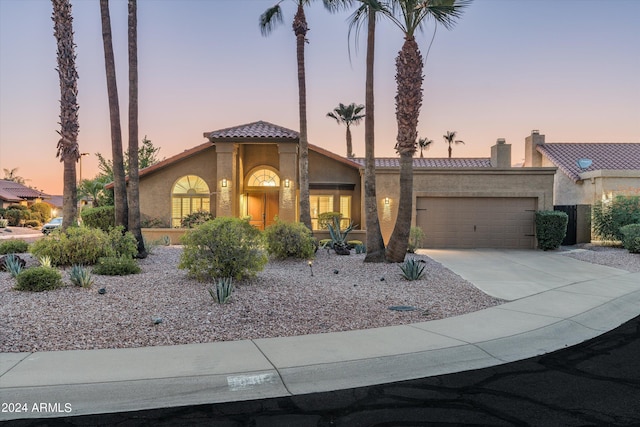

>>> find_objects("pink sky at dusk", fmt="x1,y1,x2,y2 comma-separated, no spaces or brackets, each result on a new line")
1,0,639,195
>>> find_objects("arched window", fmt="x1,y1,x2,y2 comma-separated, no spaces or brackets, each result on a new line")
247,168,280,187
171,175,210,227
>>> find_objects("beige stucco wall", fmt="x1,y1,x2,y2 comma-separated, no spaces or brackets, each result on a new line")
373,168,557,243
138,146,217,227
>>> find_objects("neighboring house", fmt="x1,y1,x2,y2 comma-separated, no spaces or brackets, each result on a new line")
0,180,50,209
524,130,640,242
131,120,556,249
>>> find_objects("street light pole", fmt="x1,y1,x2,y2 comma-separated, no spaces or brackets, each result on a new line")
78,152,90,184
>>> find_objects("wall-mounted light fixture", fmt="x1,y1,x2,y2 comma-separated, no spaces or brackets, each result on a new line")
284,179,290,188
221,178,228,188
384,197,390,205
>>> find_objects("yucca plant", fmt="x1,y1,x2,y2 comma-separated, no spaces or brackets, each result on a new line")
5,254,24,278
38,255,53,268
69,264,93,288
399,258,426,281
208,277,234,304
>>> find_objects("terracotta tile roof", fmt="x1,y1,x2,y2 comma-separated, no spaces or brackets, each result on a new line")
352,157,492,168
204,121,299,141
537,143,640,182
0,180,49,201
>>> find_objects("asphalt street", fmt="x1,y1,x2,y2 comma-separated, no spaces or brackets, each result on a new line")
7,314,640,427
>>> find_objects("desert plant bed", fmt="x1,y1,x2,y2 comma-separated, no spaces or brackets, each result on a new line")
1,246,502,353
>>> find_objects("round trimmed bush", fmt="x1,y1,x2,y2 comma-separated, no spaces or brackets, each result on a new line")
93,256,141,275
81,206,115,231
0,239,29,255
179,217,267,281
15,267,63,292
620,224,640,253
264,220,315,260
535,211,568,250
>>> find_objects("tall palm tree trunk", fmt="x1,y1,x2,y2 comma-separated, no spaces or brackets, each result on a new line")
363,5,385,263
293,5,312,230
345,125,353,158
100,0,128,228
52,0,80,231
448,145,452,158
127,0,146,257
386,36,423,262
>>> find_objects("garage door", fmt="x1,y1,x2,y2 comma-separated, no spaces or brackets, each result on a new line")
416,197,536,249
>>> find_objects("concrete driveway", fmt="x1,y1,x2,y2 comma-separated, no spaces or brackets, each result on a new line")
422,248,635,301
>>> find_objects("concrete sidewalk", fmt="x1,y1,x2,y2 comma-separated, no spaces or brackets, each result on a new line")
2,249,639,421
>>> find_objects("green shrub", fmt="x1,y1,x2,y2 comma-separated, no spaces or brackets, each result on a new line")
620,224,640,253
264,220,315,259
69,264,94,287
81,206,115,231
399,258,425,281
179,217,267,281
408,226,424,253
30,226,135,266
208,277,234,304
181,210,214,228
30,202,52,222
93,256,141,275
15,267,63,292
0,239,29,255
105,226,138,259
4,205,29,226
592,195,640,241
24,219,40,228
0,218,8,228
535,211,568,250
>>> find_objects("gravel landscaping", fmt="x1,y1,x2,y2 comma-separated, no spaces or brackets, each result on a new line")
1,244,504,353
1,227,636,353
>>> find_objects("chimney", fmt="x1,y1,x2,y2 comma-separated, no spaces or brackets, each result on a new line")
524,130,545,167
491,138,511,168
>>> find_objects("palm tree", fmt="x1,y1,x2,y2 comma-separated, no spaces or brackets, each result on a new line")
127,0,146,258
334,0,388,262
2,168,26,185
327,102,365,158
418,137,433,158
52,0,80,230
78,178,105,207
261,1,333,230
100,0,128,228
443,130,464,158
383,0,470,262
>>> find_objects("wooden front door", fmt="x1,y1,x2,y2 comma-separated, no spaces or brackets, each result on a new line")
247,192,279,230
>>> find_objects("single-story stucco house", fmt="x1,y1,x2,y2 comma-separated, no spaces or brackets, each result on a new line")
0,180,50,209
524,130,640,243
134,120,557,249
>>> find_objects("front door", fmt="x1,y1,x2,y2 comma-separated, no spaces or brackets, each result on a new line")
247,192,279,230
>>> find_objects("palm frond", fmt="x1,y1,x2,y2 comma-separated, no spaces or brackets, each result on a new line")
416,0,472,31
260,4,284,36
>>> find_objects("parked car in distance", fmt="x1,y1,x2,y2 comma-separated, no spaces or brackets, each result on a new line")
42,217,63,234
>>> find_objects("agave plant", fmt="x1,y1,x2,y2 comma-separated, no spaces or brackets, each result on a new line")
327,217,355,255
208,277,234,304
4,254,24,278
399,258,426,281
69,264,93,288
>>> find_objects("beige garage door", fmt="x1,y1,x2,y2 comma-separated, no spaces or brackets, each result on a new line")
416,197,536,249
